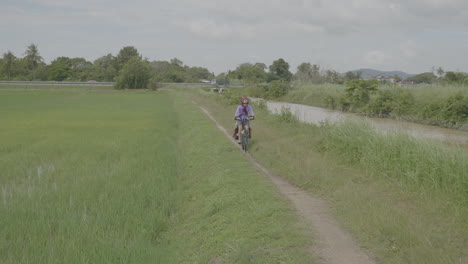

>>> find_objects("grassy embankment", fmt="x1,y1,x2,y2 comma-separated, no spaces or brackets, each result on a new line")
0,90,313,263
242,83,468,129
196,88,468,264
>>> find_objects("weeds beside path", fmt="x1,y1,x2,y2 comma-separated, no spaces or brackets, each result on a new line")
195,102,375,264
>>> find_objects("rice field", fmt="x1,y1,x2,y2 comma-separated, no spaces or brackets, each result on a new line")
0,90,312,263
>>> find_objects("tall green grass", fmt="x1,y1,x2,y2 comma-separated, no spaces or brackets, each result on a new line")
410,84,468,103
318,121,468,203
285,83,345,108
284,83,468,107
0,90,313,263
280,83,468,128
198,90,468,264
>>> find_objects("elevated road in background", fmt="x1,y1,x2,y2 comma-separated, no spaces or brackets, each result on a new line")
0,81,114,86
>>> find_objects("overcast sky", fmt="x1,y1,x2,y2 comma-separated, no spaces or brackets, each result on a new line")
1,0,467,74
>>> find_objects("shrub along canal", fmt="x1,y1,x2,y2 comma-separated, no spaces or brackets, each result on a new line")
264,100,468,148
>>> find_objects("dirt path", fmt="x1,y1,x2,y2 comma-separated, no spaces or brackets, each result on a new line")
196,103,375,264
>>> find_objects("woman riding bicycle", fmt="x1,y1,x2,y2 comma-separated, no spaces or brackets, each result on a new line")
233,97,255,143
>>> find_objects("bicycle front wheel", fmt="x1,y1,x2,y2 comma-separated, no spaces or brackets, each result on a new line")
242,133,248,152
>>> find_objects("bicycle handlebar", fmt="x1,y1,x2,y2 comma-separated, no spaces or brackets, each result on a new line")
235,116,255,120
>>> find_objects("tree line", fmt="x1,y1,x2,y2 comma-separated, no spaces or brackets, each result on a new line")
2,44,466,89
0,44,213,88
217,60,365,98
0,44,365,87
219,60,363,86
406,68,468,85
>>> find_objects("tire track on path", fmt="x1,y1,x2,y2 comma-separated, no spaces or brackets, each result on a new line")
195,102,375,264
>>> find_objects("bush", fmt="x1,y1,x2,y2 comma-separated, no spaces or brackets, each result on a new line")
439,94,468,126
114,58,152,89
324,95,337,109
147,78,159,91
264,79,291,98
221,90,242,105
339,80,379,111
418,93,468,127
276,106,297,123
254,99,267,111
363,88,415,117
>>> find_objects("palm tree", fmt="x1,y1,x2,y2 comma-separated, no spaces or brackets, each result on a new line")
24,44,43,80
3,51,16,80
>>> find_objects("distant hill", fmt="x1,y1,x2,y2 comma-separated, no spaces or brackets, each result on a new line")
348,69,415,80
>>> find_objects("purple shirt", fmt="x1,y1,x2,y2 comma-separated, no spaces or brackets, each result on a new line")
235,105,255,119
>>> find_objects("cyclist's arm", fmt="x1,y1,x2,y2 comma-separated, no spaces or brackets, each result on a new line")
248,105,255,117
234,106,241,119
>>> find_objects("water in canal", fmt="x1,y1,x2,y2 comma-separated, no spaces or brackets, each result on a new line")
265,101,468,148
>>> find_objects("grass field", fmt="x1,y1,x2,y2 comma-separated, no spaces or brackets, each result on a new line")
196,89,468,264
0,90,313,263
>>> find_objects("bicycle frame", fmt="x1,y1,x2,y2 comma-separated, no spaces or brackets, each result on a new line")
236,117,253,152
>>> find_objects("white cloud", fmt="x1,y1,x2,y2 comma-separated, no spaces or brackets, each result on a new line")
400,41,418,58
363,50,387,66
181,19,256,40
1,0,468,73
287,22,325,34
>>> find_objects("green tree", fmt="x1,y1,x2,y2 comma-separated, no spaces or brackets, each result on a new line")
232,63,267,84
150,60,186,83
311,64,320,78
216,72,229,85
2,51,16,80
92,54,118,81
150,58,212,83
406,72,436,84
269,58,292,82
324,70,344,84
35,63,49,81
185,66,212,82
254,62,267,70
0,58,4,79
164,71,185,82
170,58,183,67
24,43,43,80
115,46,141,71
151,60,172,81
444,71,467,84
115,57,152,89
69,58,93,81
295,62,312,82
436,67,445,77
344,71,361,81
48,57,72,81
11,58,30,80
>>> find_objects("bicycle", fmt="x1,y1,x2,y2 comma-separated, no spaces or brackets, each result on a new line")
235,116,254,152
